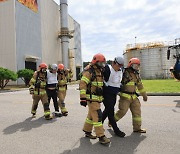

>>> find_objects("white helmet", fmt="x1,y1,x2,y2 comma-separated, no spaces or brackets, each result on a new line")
114,56,124,65
51,64,58,70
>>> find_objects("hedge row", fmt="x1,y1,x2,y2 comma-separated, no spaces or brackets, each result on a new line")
0,67,34,89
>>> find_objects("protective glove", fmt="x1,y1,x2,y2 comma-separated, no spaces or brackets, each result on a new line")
143,96,147,102
80,98,87,107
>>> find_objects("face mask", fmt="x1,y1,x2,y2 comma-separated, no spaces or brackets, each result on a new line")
41,68,47,73
132,64,140,71
58,70,64,74
96,62,106,68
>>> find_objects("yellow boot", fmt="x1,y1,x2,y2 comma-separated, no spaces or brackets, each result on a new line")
99,135,111,145
61,107,68,116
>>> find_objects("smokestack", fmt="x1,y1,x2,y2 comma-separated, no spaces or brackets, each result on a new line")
60,0,69,68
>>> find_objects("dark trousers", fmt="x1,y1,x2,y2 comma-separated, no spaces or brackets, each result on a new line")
102,88,120,133
46,89,59,112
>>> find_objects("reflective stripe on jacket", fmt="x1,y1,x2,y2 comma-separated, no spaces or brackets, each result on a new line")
121,68,147,99
79,65,104,102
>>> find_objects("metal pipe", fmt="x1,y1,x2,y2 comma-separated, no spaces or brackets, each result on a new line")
60,0,69,68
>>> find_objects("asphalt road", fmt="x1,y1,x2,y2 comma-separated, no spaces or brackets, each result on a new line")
0,84,180,154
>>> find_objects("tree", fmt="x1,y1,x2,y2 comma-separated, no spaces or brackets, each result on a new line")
106,60,112,65
17,69,34,86
0,67,17,89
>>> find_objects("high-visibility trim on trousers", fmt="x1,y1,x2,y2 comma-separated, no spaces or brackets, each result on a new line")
44,111,50,116
85,118,93,125
86,94,103,102
133,116,142,122
34,91,46,95
93,122,103,127
85,118,102,127
120,92,137,100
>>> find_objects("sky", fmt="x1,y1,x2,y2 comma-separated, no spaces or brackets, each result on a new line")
54,0,180,62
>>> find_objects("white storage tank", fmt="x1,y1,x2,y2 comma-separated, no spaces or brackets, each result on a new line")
124,42,178,79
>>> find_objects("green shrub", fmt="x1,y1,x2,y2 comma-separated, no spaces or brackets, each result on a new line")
0,67,18,89
17,69,34,86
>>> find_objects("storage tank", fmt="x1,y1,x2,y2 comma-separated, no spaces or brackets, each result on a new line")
124,42,177,79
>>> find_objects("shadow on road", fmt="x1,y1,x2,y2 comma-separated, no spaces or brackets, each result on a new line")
3,116,57,135
174,100,180,108
172,100,180,113
61,129,146,154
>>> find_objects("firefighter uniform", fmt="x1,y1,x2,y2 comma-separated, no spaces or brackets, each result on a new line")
115,67,147,132
29,68,52,120
67,69,73,82
57,65,68,116
80,53,110,144
80,65,105,137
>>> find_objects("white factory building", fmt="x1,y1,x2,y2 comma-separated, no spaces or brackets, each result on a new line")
0,0,82,83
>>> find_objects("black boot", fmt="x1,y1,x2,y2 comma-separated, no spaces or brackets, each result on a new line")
54,111,62,117
115,130,126,137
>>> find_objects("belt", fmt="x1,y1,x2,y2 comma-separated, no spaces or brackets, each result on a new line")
47,87,56,90
122,91,136,95
59,85,66,87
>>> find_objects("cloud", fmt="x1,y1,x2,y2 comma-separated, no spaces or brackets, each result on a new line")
54,0,180,61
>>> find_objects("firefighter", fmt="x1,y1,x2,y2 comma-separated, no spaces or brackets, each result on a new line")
114,58,147,133
57,64,68,116
102,56,126,137
67,69,73,82
29,63,52,120
79,53,110,145
46,64,61,117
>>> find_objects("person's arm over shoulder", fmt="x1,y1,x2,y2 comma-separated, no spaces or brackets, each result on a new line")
103,64,110,82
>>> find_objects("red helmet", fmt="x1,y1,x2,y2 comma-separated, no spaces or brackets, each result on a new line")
91,53,106,64
58,64,64,70
127,58,140,67
39,63,47,69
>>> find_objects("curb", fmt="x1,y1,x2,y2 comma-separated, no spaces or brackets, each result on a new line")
147,93,180,96
0,88,28,93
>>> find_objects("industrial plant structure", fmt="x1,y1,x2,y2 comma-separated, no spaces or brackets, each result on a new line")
124,39,180,79
0,0,82,83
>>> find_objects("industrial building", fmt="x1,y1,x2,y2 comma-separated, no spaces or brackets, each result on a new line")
0,0,82,83
124,39,180,79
